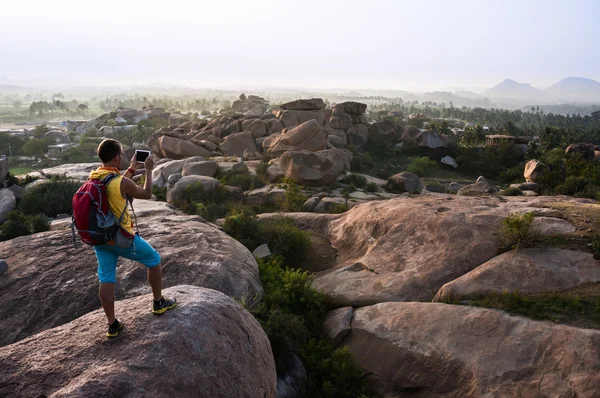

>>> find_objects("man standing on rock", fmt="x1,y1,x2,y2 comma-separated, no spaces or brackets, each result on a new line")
91,139,176,338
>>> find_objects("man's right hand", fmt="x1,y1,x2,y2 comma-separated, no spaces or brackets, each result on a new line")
144,156,155,172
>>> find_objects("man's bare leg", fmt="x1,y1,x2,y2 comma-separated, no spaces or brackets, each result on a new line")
148,265,163,301
99,283,116,324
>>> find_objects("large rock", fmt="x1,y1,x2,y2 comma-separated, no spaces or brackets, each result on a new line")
232,95,269,114
166,175,220,204
457,179,498,196
0,189,16,224
279,148,352,186
385,172,424,194
241,118,267,138
43,130,71,144
0,285,276,398
265,118,284,135
181,161,218,177
345,302,600,397
0,213,263,347
368,120,398,142
277,109,325,128
41,163,100,181
566,142,596,160
347,123,369,146
219,132,258,157
280,98,326,111
151,157,205,188
337,101,367,115
159,135,212,159
416,130,445,148
322,307,353,346
329,113,353,130
524,159,546,183
531,216,576,235
435,248,600,300
265,119,327,156
283,195,578,306
168,113,187,126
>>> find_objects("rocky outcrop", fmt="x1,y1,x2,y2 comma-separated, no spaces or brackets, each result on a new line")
0,285,277,398
158,135,212,159
457,178,498,196
368,120,398,143
323,307,353,346
40,163,100,180
264,120,327,156
220,132,258,157
152,157,206,188
344,302,600,397
0,157,8,186
524,159,546,183
328,102,369,148
181,160,218,177
0,189,16,224
566,142,596,160
166,175,220,203
232,94,269,115
279,148,352,186
280,98,326,111
0,213,263,347
435,248,600,300
43,130,71,144
385,172,424,194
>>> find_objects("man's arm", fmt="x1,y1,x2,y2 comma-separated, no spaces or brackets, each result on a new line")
121,156,155,200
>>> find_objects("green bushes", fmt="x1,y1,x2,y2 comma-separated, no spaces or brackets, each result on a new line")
365,182,378,192
339,173,367,189
280,179,308,212
0,211,50,241
247,257,369,398
218,168,265,191
406,156,438,177
498,212,539,249
501,187,523,196
19,179,81,218
152,186,167,201
175,182,236,221
223,212,310,265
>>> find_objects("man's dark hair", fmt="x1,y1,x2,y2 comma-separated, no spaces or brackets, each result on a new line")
97,139,122,163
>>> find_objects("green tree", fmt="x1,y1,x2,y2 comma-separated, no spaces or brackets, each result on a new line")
22,139,46,160
77,103,89,115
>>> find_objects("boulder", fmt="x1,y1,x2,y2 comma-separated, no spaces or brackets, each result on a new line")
0,259,7,275
168,113,187,125
322,307,353,346
446,182,463,194
280,98,326,111
385,172,424,194
337,101,367,115
252,244,271,259
566,142,596,160
265,118,283,135
41,163,100,181
243,148,261,161
368,120,398,142
416,130,445,149
265,120,327,156
524,159,546,183
219,132,258,157
0,157,8,186
510,182,539,192
275,353,307,398
43,130,71,144
279,149,352,186
182,161,218,177
7,184,24,200
167,175,220,204
241,118,267,138
265,164,284,183
212,117,242,139
0,189,16,224
232,95,268,114
0,214,263,347
277,109,325,128
346,302,600,397
166,172,182,187
313,197,347,213
0,285,276,398
435,248,600,300
531,216,576,235
329,113,353,130
327,134,345,148
457,180,498,196
401,125,422,142
159,135,212,159
151,157,206,188
347,123,369,146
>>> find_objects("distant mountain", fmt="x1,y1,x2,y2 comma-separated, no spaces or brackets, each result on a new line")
483,79,545,101
545,77,600,102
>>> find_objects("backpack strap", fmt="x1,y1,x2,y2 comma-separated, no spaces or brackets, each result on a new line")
102,172,134,232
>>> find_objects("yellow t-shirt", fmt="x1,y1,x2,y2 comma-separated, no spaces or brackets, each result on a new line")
88,167,135,235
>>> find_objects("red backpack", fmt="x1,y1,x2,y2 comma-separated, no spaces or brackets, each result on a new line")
71,173,129,246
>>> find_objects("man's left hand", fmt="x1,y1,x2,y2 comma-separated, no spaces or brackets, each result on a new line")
129,154,138,171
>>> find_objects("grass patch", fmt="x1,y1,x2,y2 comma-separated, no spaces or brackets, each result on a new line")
442,286,600,329
7,166,34,176
339,173,368,189
19,179,82,218
498,212,539,249
501,187,523,196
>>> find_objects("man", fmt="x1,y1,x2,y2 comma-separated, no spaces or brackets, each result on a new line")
90,139,176,338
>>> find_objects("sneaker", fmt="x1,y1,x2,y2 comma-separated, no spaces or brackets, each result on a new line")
152,296,177,315
106,319,124,338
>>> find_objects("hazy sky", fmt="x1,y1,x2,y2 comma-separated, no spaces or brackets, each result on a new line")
2,0,599,91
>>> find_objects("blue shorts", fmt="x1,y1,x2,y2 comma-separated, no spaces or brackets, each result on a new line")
94,234,161,283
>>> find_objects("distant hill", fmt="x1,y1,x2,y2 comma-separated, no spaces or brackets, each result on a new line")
483,79,545,101
545,77,600,102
